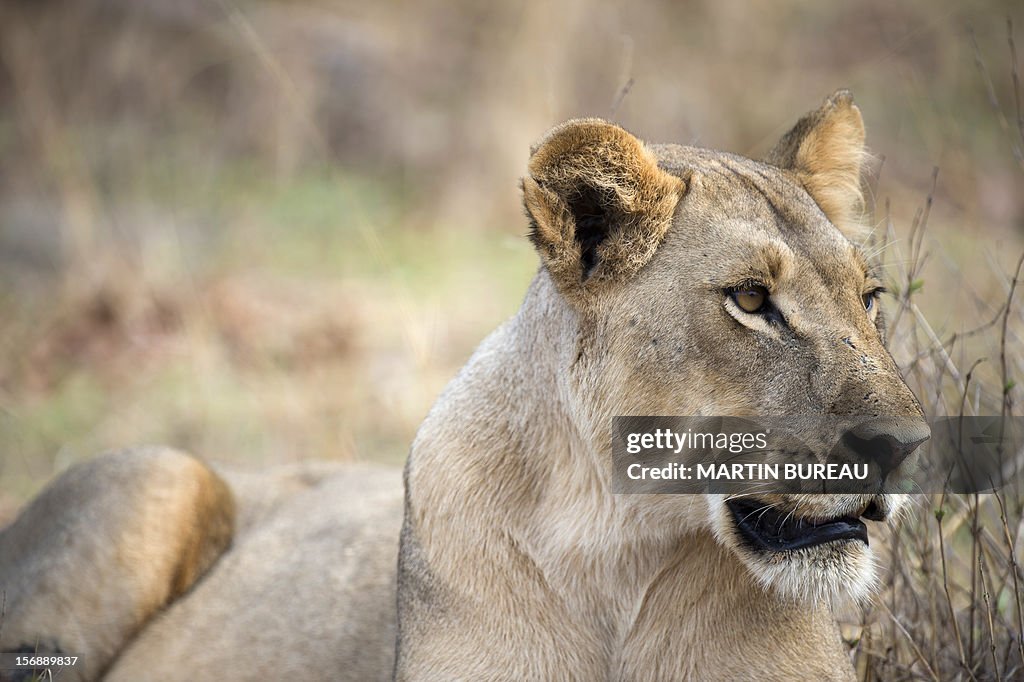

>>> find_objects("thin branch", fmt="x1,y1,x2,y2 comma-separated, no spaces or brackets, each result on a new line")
609,77,635,122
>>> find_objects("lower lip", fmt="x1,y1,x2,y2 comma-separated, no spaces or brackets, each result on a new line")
726,499,869,552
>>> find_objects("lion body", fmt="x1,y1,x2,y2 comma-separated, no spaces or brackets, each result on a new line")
0,453,400,682
105,461,401,681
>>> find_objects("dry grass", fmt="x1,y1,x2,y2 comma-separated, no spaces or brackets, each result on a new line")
843,24,1024,679
0,2,1023,679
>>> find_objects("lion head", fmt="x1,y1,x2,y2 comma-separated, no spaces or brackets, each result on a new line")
521,90,929,604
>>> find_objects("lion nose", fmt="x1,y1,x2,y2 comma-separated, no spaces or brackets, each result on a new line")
841,421,930,480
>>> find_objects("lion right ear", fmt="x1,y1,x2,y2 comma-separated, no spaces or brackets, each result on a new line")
522,119,686,298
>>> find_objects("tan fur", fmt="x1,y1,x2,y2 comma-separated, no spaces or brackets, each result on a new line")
396,91,925,680
522,118,686,300
0,457,400,682
0,447,235,681
764,90,870,240
0,91,925,681
104,463,401,681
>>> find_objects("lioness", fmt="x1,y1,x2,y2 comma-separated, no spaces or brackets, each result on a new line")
0,91,928,681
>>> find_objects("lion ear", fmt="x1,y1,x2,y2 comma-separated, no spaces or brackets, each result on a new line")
765,90,869,241
522,119,686,296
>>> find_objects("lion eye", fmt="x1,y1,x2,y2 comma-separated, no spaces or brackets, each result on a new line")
731,286,768,313
863,288,884,312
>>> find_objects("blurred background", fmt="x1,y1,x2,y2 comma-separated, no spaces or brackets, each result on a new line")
1,1,1024,678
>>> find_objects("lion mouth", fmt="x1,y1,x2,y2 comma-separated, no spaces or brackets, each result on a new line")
726,498,868,552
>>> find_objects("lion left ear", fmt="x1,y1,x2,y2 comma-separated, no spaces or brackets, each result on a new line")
522,118,686,299
765,90,869,241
